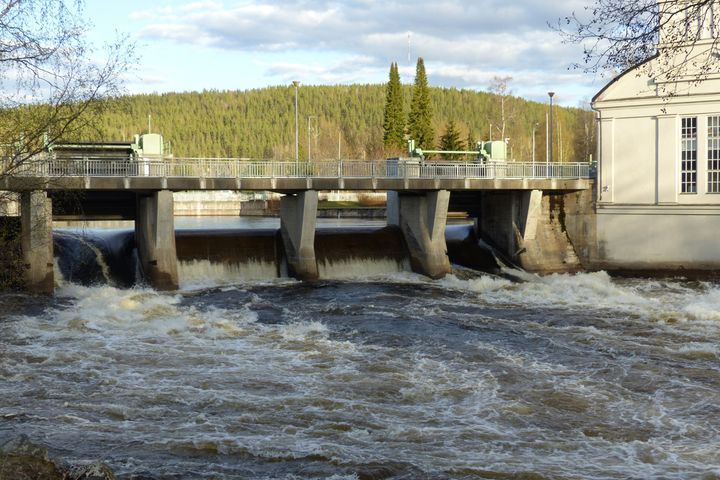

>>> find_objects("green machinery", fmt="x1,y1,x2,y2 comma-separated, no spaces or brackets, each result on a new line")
48,133,165,159
407,138,508,162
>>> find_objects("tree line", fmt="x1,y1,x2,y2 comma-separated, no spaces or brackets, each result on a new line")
71,76,595,163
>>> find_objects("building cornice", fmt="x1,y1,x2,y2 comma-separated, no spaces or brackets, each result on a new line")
597,204,720,215
591,54,659,104
594,91,720,112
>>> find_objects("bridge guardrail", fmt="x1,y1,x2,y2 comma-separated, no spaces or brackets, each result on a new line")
10,157,591,180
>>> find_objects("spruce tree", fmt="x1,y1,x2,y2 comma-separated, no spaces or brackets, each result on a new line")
440,120,463,160
407,58,434,150
467,129,476,152
382,62,404,150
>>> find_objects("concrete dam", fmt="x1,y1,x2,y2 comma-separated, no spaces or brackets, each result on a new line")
5,150,594,293
53,223,506,290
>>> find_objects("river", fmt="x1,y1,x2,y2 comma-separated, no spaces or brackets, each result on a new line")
0,219,719,479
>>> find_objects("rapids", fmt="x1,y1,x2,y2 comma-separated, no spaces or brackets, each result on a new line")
1,222,719,478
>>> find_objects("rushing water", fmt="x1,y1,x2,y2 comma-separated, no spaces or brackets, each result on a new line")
1,223,720,479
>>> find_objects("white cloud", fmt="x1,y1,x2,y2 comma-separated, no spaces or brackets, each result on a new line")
260,55,381,84
131,0,599,100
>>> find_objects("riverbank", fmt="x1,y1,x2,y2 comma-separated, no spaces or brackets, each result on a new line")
0,435,115,480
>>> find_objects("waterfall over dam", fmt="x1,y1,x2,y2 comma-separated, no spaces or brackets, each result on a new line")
52,222,500,289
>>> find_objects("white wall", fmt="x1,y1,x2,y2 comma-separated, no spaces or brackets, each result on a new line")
592,28,720,268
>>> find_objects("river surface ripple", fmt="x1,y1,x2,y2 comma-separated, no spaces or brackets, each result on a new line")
1,271,720,479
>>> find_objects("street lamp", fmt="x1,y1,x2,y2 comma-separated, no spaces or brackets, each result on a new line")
292,81,300,163
548,92,555,169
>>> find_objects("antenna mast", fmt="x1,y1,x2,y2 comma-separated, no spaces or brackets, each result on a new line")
407,32,411,66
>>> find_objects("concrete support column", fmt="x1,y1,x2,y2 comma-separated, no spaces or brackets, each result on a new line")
280,190,318,281
20,191,54,294
519,190,543,242
386,191,399,226
478,190,542,261
390,190,451,279
135,190,178,290
477,189,581,273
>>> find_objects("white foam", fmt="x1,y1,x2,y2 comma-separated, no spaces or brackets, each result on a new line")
674,342,720,358
53,257,66,288
279,321,329,341
50,284,257,338
438,270,720,328
318,257,410,280
440,273,512,293
178,259,279,289
679,287,720,322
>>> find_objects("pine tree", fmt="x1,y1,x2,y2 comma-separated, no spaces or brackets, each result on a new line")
440,120,464,160
407,58,434,150
466,129,476,152
382,62,404,151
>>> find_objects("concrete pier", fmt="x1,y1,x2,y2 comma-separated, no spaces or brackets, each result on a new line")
280,190,319,281
477,190,581,272
388,190,451,279
135,190,179,290
20,191,54,294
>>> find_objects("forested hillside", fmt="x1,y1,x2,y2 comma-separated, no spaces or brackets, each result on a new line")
80,85,595,162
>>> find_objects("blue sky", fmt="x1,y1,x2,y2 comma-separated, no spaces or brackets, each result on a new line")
85,0,602,106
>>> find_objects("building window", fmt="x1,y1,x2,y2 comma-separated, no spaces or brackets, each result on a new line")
708,116,720,193
681,117,697,193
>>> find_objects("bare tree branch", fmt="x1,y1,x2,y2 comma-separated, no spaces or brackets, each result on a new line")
0,0,134,183
554,0,719,91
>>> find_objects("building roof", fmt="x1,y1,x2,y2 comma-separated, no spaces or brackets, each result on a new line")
591,53,659,105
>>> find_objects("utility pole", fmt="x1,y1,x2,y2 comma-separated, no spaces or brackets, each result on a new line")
548,91,555,165
292,81,300,162
545,112,549,170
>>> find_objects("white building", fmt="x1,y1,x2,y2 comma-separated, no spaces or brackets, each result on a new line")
592,2,720,271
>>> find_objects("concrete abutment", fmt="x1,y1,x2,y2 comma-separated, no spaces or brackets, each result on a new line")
475,190,583,273
280,190,319,281
388,190,452,279
20,191,54,294
135,190,179,290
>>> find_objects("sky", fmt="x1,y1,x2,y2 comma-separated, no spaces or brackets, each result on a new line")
84,0,604,106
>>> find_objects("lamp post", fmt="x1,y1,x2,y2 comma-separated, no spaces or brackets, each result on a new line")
532,122,539,163
548,92,555,169
292,81,300,163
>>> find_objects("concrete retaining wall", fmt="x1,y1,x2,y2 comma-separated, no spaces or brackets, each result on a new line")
592,204,720,271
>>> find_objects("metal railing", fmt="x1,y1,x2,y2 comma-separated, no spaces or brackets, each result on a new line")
10,156,592,180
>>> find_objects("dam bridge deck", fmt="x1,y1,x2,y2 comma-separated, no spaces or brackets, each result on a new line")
9,157,594,293
5,157,592,192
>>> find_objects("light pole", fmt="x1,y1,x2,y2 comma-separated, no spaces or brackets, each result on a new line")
532,122,539,163
548,92,555,168
292,81,300,163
